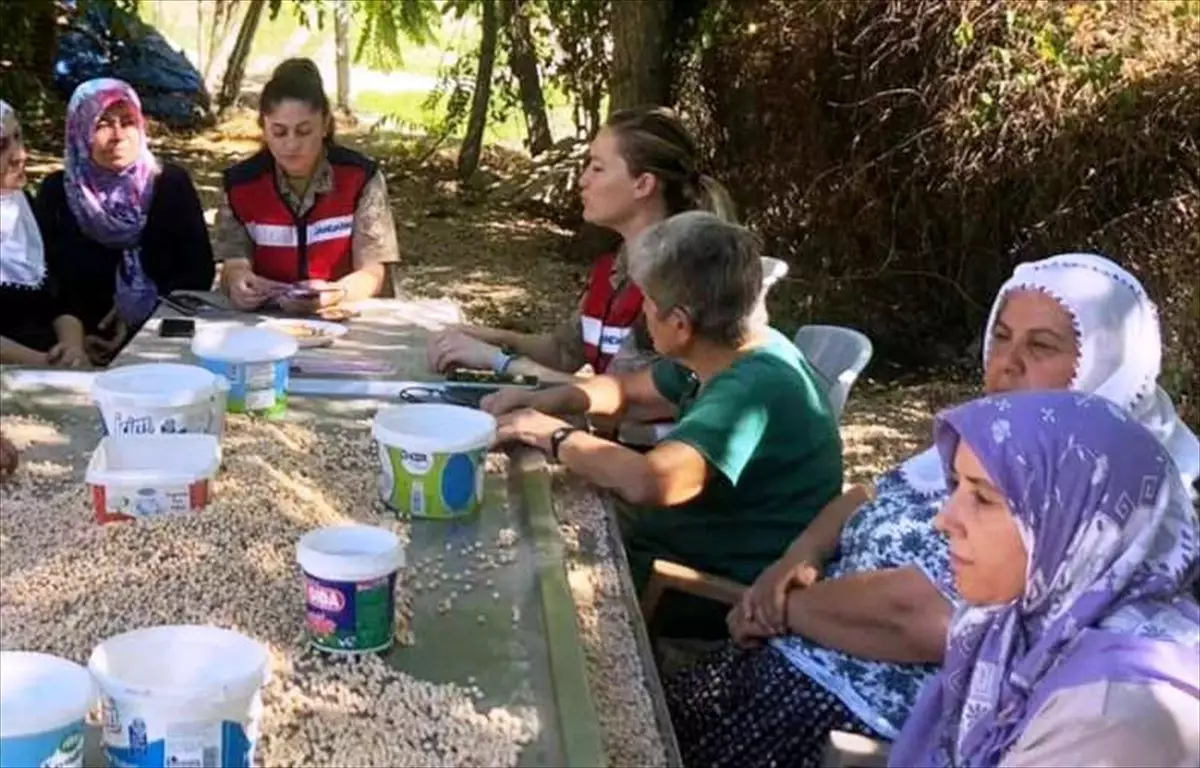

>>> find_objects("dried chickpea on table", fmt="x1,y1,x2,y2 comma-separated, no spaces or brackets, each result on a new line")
0,403,670,767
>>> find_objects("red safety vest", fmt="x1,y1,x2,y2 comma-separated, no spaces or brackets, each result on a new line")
223,145,376,283
580,252,644,373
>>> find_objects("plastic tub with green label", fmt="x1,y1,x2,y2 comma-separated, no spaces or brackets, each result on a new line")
372,403,496,518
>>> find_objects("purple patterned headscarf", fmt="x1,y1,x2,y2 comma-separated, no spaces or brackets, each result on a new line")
65,78,160,326
889,390,1200,768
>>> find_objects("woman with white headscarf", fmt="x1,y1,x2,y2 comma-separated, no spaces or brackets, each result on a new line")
661,253,1198,768
0,100,88,367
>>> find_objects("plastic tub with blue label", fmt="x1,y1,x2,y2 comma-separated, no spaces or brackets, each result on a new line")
88,625,269,768
192,327,298,418
372,403,496,518
0,651,96,768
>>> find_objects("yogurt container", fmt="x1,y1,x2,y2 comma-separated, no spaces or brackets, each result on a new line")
88,625,269,768
86,435,221,524
0,651,96,768
297,525,406,654
92,363,228,437
192,327,298,418
372,404,496,519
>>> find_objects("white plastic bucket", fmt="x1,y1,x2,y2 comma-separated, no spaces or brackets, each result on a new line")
88,625,269,768
296,525,406,654
85,435,222,524
92,364,227,438
0,651,96,768
192,327,298,418
372,404,496,518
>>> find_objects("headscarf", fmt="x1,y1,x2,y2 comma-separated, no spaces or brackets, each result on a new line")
0,99,46,289
901,253,1199,496
889,390,1200,768
65,78,160,327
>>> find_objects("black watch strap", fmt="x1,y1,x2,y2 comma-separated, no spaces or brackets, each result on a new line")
549,426,581,463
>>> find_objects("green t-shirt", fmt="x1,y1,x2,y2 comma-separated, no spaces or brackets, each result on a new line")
624,327,844,591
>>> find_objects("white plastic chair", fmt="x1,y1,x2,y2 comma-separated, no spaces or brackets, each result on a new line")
792,325,874,418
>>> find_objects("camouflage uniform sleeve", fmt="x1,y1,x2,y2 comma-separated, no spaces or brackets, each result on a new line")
548,305,589,373
351,171,400,268
606,316,661,374
211,192,254,264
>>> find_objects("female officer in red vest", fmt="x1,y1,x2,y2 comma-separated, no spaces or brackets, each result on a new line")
212,59,398,316
427,107,736,383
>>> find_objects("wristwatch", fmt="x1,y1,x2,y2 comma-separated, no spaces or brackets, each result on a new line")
549,426,581,464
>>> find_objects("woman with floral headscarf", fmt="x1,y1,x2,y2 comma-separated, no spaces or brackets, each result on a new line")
1,100,88,367
890,389,1199,767
35,78,214,364
660,253,1198,768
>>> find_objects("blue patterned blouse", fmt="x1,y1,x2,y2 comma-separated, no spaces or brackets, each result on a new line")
769,465,954,739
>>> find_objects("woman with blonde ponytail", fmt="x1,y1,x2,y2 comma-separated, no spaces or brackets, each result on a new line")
428,106,738,382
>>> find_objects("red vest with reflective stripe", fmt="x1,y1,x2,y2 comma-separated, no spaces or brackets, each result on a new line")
223,145,375,283
580,252,643,373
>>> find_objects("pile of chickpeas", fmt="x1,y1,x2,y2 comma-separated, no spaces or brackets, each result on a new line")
0,413,666,766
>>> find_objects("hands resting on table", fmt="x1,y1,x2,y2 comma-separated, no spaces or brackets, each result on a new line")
426,325,506,373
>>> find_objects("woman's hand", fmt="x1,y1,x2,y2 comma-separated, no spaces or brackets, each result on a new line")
229,271,284,312
277,279,345,317
726,601,776,649
84,309,129,365
0,434,19,482
493,409,570,454
47,341,90,368
480,388,539,417
428,326,501,373
741,556,822,635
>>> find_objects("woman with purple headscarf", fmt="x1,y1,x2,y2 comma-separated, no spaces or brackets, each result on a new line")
34,78,214,364
890,389,1199,767
661,253,1197,768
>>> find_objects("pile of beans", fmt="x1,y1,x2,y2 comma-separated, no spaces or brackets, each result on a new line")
0,412,669,766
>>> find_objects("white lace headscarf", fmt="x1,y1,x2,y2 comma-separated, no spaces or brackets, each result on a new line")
0,99,46,289
901,253,1199,497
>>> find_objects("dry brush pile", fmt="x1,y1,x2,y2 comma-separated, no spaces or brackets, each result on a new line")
681,0,1200,423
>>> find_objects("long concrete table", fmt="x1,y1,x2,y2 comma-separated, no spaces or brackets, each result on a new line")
117,292,464,384
0,294,681,767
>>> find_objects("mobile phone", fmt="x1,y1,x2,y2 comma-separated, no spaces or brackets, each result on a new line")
160,317,196,338
445,368,539,388
164,294,222,315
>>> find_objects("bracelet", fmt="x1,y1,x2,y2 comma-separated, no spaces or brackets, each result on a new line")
549,426,581,464
492,348,514,374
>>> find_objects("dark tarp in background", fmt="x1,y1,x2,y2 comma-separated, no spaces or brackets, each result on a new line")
55,1,210,129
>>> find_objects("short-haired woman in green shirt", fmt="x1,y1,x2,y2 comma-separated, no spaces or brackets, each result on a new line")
484,211,844,637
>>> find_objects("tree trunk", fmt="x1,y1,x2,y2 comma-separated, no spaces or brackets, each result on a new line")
204,0,242,84
334,0,352,114
608,0,672,112
216,0,266,116
457,0,498,182
501,0,552,156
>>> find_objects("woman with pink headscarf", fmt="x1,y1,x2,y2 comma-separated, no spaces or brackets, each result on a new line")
35,78,214,364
